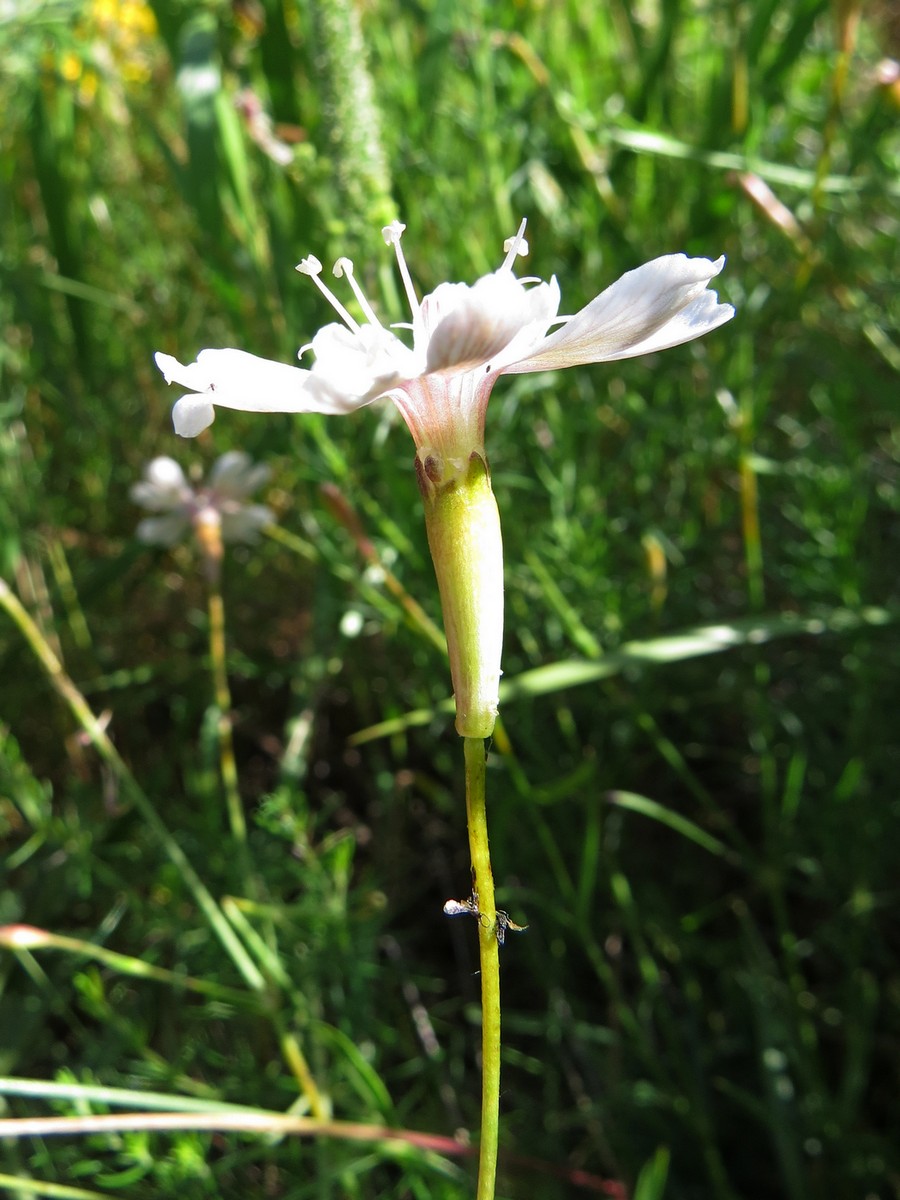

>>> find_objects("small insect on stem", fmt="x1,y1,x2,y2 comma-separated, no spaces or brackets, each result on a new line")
443,885,481,920
494,909,528,947
442,890,528,946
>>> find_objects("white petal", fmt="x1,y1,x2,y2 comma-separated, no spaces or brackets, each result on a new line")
136,513,191,546
416,281,471,341
221,504,274,543
130,481,179,511
130,457,190,510
156,348,360,436
422,273,560,374
208,451,270,498
209,450,252,480
157,348,312,409
309,323,410,409
490,277,562,370
599,288,735,359
154,352,189,386
146,456,187,489
505,254,733,373
173,394,216,437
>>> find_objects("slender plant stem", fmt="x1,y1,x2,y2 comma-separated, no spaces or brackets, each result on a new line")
1,575,333,1121
0,1108,469,1154
278,1027,328,1121
738,447,764,613
207,584,246,843
0,576,266,992
464,735,501,1200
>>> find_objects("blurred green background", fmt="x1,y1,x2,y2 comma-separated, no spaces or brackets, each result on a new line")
1,0,898,1197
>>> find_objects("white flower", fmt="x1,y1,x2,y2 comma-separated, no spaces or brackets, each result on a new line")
153,223,733,737
131,452,274,547
154,220,734,474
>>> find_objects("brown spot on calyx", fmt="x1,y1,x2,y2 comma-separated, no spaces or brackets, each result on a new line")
414,454,429,497
414,453,443,501
416,448,491,501
423,454,443,484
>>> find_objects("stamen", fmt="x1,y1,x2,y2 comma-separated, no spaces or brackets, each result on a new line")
333,257,382,327
382,221,420,319
500,218,529,271
296,254,359,330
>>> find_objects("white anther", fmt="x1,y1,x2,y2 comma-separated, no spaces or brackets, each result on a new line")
500,219,529,271
296,255,323,276
296,252,358,330
382,220,407,246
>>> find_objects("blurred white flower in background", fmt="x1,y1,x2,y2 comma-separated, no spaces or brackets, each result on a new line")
130,452,274,549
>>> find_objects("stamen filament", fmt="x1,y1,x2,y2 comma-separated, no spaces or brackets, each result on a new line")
382,221,420,319
333,258,383,327
296,255,359,331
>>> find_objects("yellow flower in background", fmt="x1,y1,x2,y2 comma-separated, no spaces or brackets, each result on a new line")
59,52,84,83
93,0,157,37
44,0,158,102
91,0,158,84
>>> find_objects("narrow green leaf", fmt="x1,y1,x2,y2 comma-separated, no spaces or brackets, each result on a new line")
633,1146,670,1200
607,791,730,858
350,607,896,742
0,1174,110,1200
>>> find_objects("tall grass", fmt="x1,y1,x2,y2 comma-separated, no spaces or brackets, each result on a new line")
1,1,898,1197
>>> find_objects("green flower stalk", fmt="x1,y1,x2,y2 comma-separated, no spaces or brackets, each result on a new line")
154,219,734,1198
